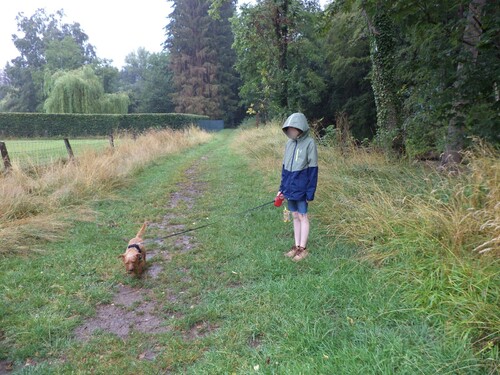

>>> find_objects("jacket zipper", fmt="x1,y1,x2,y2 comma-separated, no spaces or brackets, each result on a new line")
289,140,298,171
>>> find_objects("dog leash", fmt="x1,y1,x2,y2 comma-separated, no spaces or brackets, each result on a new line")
142,199,275,243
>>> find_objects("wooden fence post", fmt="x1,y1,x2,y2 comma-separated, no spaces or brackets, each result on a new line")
63,138,75,160
108,134,115,148
0,141,12,171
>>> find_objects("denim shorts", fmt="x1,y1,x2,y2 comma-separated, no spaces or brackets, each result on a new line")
287,200,308,214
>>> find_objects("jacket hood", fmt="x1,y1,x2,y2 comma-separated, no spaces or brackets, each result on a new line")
282,113,309,138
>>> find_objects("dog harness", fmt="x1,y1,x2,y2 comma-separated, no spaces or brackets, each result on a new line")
127,244,142,253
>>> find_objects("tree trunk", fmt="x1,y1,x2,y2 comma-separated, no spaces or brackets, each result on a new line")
361,7,402,153
442,0,486,165
273,0,289,110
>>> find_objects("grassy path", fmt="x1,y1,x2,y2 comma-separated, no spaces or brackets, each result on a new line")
0,130,483,374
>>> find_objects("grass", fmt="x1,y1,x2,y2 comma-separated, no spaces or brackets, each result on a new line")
0,127,212,253
2,138,112,166
0,125,498,373
233,122,499,369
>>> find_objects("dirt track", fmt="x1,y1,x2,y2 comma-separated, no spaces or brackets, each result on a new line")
74,158,208,342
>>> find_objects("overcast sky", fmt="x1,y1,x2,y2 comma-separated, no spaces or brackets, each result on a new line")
1,0,327,70
1,0,173,69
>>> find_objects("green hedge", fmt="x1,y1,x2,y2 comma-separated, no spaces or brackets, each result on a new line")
0,113,209,138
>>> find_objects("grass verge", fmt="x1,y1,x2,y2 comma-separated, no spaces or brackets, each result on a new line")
0,127,212,254
233,122,499,372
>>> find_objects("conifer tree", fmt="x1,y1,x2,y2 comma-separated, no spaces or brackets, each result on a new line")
165,0,240,124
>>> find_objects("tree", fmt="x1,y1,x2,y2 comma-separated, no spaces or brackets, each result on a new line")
45,36,87,71
360,1,403,152
138,52,175,113
442,0,488,164
326,0,499,156
120,48,175,113
390,0,499,158
44,66,128,114
165,0,241,123
2,8,96,112
232,0,325,119
93,59,121,94
321,8,376,140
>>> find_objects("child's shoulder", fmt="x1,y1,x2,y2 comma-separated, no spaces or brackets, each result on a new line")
303,136,316,146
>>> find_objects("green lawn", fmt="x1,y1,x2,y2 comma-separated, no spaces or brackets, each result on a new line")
2,138,111,166
0,130,491,374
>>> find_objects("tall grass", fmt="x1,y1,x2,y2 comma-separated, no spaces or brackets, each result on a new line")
233,121,499,362
0,127,212,254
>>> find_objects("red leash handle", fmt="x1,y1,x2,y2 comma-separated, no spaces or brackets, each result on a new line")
274,193,285,207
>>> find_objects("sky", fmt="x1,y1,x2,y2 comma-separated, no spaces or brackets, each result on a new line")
0,0,174,69
0,0,327,70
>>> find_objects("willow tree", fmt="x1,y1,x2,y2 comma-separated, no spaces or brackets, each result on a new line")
3,8,96,112
100,92,130,114
44,66,128,114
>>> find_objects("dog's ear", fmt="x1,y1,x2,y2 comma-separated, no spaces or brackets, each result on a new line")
118,254,125,259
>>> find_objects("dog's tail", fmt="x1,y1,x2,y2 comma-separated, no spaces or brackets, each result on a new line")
136,222,147,238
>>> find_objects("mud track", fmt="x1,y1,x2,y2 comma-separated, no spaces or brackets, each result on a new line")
75,158,208,342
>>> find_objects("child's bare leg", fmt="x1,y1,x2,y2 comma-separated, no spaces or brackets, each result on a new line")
298,213,309,248
293,211,301,246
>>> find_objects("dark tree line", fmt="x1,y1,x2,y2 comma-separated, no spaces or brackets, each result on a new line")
230,0,498,159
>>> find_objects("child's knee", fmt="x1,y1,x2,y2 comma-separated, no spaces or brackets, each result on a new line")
292,212,308,221
297,212,308,220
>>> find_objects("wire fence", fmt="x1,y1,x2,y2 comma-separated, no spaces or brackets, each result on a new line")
0,136,118,171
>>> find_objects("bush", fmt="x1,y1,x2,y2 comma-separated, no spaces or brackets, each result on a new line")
0,113,209,138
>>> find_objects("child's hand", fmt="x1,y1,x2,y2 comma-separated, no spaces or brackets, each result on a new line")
274,192,285,207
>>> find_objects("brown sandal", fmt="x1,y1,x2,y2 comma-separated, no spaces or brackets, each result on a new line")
284,245,298,258
292,246,308,261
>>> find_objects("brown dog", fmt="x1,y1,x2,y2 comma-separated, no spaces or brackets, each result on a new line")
120,222,147,276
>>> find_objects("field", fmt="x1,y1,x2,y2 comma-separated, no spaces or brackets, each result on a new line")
1,138,114,167
0,124,498,374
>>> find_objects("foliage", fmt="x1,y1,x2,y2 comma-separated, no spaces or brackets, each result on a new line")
100,92,130,114
357,0,500,156
365,8,403,151
1,1,498,158
93,59,121,94
45,36,87,71
120,49,175,113
321,8,376,140
1,9,97,112
232,0,326,119
43,66,129,114
43,67,104,114
166,0,242,124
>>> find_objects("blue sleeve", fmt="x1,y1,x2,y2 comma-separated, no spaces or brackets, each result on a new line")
306,141,318,201
306,166,318,201
279,164,285,192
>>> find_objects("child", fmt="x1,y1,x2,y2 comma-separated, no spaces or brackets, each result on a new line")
277,113,318,261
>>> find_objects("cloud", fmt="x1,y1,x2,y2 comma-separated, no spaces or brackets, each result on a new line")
0,0,171,69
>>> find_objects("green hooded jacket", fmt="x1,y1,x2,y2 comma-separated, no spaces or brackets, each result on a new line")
279,113,318,201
